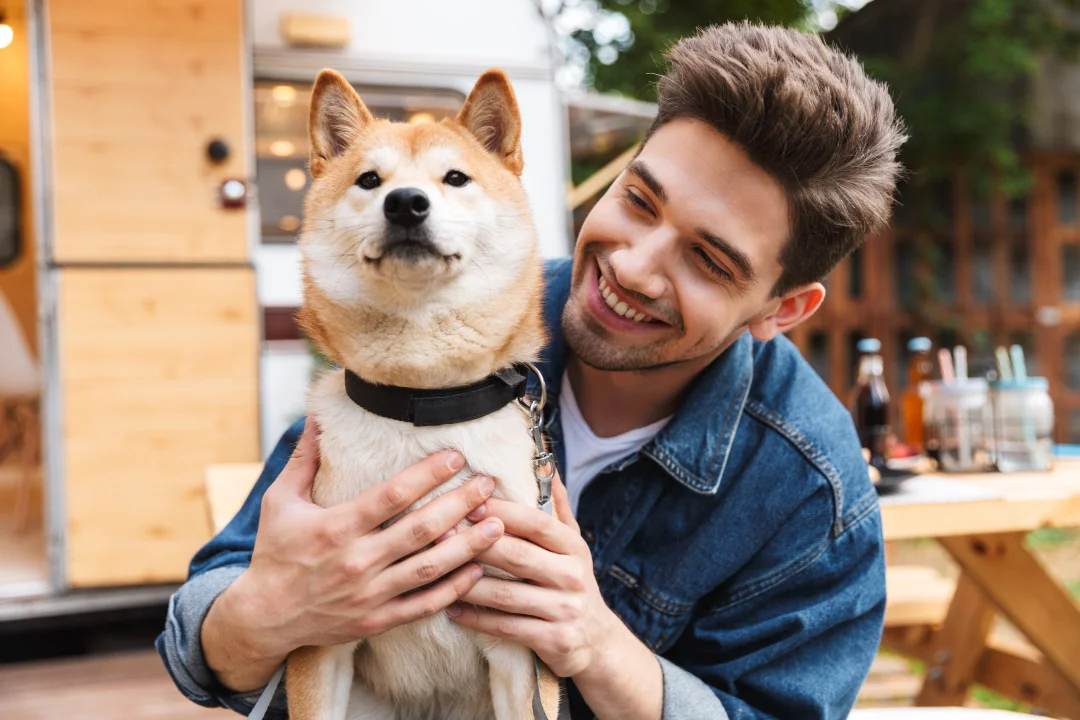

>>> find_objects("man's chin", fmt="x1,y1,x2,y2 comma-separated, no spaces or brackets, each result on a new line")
562,305,673,372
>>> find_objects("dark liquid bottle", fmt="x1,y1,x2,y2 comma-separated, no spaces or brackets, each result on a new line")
852,338,891,471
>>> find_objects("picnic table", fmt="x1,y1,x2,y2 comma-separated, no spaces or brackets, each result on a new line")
879,459,1080,716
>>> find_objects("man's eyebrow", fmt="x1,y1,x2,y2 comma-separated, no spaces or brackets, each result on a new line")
626,160,666,204
697,228,756,283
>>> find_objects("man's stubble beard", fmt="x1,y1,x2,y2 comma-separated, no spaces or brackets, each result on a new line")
560,297,750,373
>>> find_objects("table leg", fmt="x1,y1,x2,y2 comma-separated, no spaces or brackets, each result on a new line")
915,572,996,706
939,532,1080,694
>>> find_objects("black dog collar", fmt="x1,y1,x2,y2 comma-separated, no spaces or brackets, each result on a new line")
344,364,530,426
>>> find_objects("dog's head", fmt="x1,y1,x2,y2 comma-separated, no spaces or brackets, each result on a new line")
300,68,535,305
298,69,545,384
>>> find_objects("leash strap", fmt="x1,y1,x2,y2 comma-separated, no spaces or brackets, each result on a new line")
245,663,285,720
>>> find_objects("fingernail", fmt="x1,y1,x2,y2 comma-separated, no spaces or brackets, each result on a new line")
482,519,502,539
471,564,483,580
478,475,495,496
446,451,465,472
468,504,487,521
446,605,463,617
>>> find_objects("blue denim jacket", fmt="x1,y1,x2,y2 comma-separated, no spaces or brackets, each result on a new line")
158,257,886,719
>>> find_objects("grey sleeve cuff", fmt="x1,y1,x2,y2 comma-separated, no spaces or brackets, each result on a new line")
157,565,288,718
656,655,730,720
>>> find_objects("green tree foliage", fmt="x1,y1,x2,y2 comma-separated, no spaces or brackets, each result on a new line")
566,0,815,101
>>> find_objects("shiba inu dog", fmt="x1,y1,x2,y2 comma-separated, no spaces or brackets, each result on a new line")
285,68,561,720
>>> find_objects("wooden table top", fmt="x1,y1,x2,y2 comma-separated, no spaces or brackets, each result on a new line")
879,459,1080,540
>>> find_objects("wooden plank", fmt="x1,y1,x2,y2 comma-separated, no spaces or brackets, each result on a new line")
47,0,249,263
0,649,234,720
884,565,954,628
915,573,996,705
883,626,1080,718
567,145,638,210
881,460,1080,540
939,532,1080,694
205,462,262,534
58,268,259,587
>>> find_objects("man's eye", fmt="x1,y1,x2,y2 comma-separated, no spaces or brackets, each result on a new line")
695,248,733,282
623,189,652,214
356,171,381,190
443,170,471,187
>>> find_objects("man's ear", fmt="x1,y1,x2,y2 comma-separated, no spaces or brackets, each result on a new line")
747,282,826,342
308,69,374,178
455,69,523,175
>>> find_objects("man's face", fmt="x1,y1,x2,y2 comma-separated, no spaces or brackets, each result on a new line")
563,118,793,372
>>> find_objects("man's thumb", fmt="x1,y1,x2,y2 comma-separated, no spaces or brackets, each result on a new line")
278,418,320,497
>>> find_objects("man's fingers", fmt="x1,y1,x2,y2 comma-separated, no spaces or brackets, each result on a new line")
275,418,321,498
375,563,485,629
468,497,580,555
458,577,562,621
551,472,580,532
379,517,504,595
337,450,466,535
378,474,495,560
475,535,571,587
446,604,547,648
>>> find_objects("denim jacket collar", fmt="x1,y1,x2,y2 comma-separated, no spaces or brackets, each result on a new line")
532,257,755,496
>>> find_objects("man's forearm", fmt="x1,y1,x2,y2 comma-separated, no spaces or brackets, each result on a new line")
573,613,664,720
201,572,290,693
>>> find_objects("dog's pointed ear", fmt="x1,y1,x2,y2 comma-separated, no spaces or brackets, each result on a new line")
309,69,373,178
456,70,523,175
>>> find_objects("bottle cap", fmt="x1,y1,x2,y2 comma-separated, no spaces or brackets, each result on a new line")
907,337,932,353
856,338,882,353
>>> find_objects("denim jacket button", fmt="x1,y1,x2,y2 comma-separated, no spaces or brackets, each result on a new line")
582,528,596,544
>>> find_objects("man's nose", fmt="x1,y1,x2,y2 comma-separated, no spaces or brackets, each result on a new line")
609,235,670,300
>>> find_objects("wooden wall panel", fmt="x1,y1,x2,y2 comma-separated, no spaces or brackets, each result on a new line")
47,0,248,263
57,268,259,587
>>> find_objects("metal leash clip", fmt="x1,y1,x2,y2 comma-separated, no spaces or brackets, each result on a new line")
518,362,555,515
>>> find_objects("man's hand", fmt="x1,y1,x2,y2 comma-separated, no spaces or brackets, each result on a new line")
446,474,664,718
444,473,618,678
201,419,506,692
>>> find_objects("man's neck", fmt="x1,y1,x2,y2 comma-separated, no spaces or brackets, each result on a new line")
565,352,715,438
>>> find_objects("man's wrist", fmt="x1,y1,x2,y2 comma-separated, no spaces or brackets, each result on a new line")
202,570,289,692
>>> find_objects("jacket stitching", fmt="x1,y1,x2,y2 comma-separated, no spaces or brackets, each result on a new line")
608,564,695,615
706,533,832,615
743,401,846,535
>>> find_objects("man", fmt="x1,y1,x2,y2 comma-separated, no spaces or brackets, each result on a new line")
159,22,905,719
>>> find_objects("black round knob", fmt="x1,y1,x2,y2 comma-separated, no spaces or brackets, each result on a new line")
207,139,230,164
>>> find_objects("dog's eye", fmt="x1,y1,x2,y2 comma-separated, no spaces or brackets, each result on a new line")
443,170,471,188
356,171,381,190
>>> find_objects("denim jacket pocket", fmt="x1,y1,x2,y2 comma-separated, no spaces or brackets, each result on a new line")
601,563,695,653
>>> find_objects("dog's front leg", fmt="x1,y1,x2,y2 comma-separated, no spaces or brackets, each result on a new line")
286,643,357,720
482,640,560,720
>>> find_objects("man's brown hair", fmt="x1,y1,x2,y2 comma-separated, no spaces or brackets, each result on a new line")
646,22,906,296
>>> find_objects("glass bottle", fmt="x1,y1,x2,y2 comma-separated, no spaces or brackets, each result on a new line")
901,337,934,452
852,338,891,472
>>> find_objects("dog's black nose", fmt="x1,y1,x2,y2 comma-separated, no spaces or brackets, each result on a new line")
383,188,430,227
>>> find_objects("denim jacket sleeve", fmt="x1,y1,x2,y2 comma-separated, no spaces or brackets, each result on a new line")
658,494,886,720
155,416,306,719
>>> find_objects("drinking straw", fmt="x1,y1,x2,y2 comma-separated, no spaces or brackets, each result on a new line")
954,346,968,381
938,348,955,384
1010,344,1027,381
995,346,1013,382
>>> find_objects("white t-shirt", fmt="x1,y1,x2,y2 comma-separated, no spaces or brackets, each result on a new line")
559,372,673,517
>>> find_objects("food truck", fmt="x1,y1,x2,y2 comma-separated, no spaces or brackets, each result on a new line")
0,0,579,621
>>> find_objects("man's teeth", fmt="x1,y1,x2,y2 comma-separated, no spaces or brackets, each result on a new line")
598,274,652,322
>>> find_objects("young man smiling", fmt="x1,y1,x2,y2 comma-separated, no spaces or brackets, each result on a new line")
159,22,906,720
